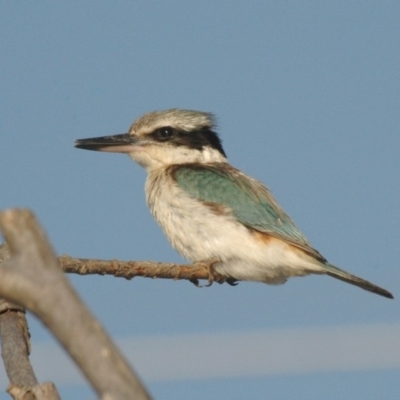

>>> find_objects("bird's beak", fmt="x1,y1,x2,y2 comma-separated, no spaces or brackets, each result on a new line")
75,133,139,153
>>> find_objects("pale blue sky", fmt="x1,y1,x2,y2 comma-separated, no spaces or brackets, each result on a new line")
1,2,399,399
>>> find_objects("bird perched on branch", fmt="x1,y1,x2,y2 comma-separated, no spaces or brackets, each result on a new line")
75,109,393,299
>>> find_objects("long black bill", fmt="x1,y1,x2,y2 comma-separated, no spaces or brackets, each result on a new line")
74,133,137,153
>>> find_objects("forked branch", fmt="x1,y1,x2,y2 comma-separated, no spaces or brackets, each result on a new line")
0,209,151,400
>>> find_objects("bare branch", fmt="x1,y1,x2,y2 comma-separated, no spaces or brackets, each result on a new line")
59,255,211,282
0,209,152,400
0,208,217,399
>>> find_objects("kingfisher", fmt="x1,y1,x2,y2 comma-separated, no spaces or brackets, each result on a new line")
75,109,393,299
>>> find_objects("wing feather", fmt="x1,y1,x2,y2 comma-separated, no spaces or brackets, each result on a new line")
171,163,322,258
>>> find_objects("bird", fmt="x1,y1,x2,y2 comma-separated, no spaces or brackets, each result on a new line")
75,109,393,299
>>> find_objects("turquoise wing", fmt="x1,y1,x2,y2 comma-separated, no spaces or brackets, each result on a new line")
172,163,313,249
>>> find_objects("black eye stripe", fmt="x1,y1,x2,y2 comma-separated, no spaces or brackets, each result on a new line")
150,126,226,157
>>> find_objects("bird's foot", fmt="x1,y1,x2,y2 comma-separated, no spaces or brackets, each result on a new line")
205,258,223,287
206,273,238,287
206,259,239,287
189,258,221,287
190,259,238,287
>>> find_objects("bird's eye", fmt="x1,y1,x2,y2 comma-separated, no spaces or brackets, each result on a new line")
157,127,175,140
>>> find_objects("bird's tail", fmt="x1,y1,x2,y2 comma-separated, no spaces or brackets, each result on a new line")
323,263,393,299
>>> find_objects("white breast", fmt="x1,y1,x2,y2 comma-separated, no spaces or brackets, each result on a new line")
145,167,245,261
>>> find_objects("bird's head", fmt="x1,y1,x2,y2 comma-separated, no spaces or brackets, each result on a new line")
75,109,227,170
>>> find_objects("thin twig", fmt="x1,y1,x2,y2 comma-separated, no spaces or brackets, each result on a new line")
59,255,211,282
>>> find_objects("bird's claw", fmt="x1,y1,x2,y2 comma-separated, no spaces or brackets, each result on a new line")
189,278,203,287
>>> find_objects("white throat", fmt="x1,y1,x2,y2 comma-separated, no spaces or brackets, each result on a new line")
128,144,227,170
